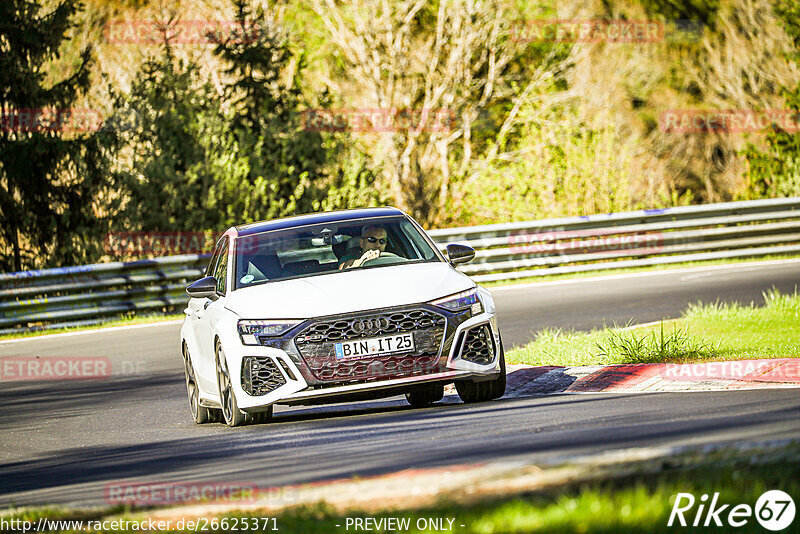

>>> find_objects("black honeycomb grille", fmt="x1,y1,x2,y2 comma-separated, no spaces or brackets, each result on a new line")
460,325,494,365
295,309,445,342
241,357,286,396
293,308,447,382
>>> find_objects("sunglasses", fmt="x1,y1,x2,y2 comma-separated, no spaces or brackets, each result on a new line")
364,237,387,244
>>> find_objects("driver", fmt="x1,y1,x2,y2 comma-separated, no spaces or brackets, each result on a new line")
338,225,387,269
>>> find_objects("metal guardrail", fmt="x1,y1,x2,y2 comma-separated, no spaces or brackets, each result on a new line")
427,197,800,282
1,198,799,334
0,255,210,334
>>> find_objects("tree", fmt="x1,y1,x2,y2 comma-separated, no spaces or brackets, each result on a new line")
112,40,224,234
113,0,380,240
741,0,800,198
309,0,547,225
209,0,334,223
0,0,116,271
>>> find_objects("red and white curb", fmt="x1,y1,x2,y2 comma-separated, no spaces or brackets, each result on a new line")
498,358,800,396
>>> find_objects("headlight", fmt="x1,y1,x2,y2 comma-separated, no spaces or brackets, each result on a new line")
430,289,483,315
237,320,301,345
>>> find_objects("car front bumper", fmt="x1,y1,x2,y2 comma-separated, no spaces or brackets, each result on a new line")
224,311,501,411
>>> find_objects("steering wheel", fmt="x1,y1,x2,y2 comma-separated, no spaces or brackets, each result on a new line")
361,252,404,266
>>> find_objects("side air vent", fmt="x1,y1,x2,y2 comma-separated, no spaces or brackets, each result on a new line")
241,356,287,396
459,324,494,365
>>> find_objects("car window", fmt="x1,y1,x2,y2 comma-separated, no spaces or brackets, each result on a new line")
206,237,225,277
213,237,229,295
399,220,438,261
233,216,441,289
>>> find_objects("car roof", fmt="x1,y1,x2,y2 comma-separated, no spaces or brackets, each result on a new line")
234,207,407,237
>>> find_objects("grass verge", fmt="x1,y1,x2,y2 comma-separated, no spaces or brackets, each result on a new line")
507,289,800,367
233,458,799,534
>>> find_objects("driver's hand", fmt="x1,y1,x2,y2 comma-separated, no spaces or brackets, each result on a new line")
360,249,380,263
344,249,380,269
351,249,381,267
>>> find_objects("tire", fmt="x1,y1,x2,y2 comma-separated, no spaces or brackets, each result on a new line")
490,338,507,400
454,377,493,403
216,342,250,427
183,344,216,424
455,336,507,404
406,382,444,408
249,406,274,425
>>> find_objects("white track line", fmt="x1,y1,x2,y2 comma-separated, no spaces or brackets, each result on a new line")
0,319,183,345
488,258,800,291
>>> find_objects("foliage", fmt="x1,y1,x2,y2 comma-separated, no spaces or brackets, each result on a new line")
113,47,221,232
740,0,800,199
309,0,539,226
596,323,716,364
0,0,118,271
312,147,388,212
112,0,382,242
453,104,635,225
209,0,328,224
773,0,800,56
741,126,800,199
633,0,721,24
4,0,800,269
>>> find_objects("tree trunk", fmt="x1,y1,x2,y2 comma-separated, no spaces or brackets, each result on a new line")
12,222,21,272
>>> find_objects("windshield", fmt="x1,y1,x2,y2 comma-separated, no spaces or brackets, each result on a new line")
233,216,441,289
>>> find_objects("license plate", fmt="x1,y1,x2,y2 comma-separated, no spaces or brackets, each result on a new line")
334,333,415,360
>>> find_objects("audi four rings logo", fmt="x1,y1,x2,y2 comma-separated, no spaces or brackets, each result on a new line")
353,317,389,334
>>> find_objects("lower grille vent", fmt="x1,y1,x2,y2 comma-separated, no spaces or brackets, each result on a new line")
460,325,494,365
241,357,287,396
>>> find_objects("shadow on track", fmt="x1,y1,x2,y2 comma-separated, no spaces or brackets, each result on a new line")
2,390,797,507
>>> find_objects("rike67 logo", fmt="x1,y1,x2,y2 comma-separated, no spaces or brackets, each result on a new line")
668,490,795,531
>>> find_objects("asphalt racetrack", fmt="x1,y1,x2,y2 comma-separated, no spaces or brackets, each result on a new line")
1,260,799,508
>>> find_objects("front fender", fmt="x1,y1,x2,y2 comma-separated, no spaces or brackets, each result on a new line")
214,314,308,410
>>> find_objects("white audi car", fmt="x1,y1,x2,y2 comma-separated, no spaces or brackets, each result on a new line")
180,207,506,426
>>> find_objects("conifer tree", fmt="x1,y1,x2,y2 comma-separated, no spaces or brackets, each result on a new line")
0,0,115,271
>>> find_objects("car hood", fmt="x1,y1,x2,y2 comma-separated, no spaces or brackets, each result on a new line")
225,262,474,318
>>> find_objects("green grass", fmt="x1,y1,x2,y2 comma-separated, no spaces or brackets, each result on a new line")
596,323,716,364
6,454,799,533
480,254,800,288
270,457,799,533
507,289,800,367
0,313,185,341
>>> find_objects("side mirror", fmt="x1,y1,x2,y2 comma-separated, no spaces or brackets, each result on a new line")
186,276,218,299
446,244,475,265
